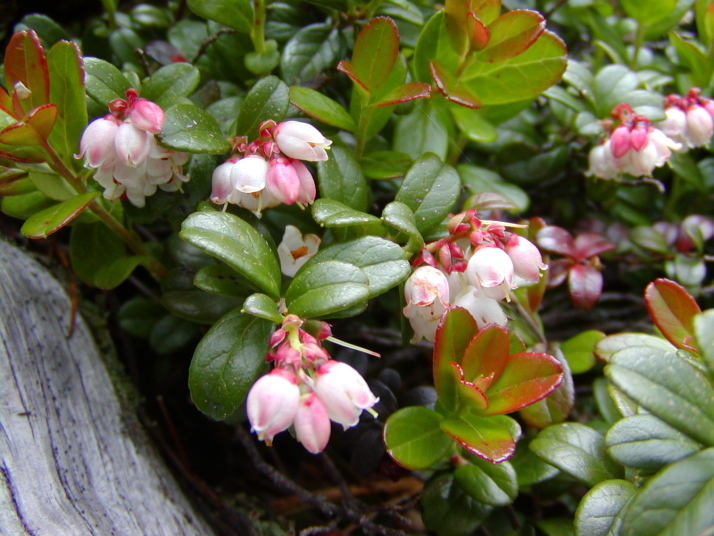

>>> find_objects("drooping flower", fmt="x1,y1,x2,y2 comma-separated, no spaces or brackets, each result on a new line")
246,368,300,444
465,245,516,300
274,121,332,161
656,89,714,150
294,393,331,454
403,265,450,342
277,225,320,277
313,360,379,429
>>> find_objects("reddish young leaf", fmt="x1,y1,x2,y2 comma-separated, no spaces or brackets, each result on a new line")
568,263,603,310
451,362,489,410
471,0,502,25
461,323,510,384
0,104,58,146
0,87,14,117
433,307,478,411
4,31,50,114
441,414,520,463
467,13,490,51
350,17,400,94
478,10,545,64
573,232,616,260
336,61,370,95
536,225,576,257
370,82,431,108
430,61,481,109
519,349,574,428
482,352,562,416
546,258,571,287
644,278,701,350
444,0,473,57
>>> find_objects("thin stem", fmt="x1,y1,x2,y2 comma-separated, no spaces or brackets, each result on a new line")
252,0,267,54
631,23,644,69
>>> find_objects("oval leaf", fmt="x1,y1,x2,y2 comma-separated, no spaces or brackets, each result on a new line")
441,414,521,463
316,144,369,212
235,76,289,140
140,63,201,109
21,191,98,238
384,406,453,470
160,103,231,154
575,479,637,536
453,458,518,506
289,86,355,131
644,278,701,350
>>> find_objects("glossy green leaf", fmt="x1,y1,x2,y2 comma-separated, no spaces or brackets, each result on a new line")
242,293,282,324
180,211,281,299
159,103,231,154
510,437,560,487
94,256,147,290
395,153,460,234
530,423,623,486
311,198,383,233
194,264,255,298
0,104,57,146
244,40,280,75
360,151,413,179
28,168,75,201
461,31,567,106
478,10,545,63
316,144,369,212
451,106,498,143
187,0,253,34
21,191,98,238
621,448,714,536
4,31,50,113
83,57,131,108
381,201,424,254
285,260,370,318
644,278,701,350
369,82,431,108
349,17,400,94
235,76,289,140
422,472,493,536
621,0,677,26
69,221,126,287
458,164,529,213
560,330,605,374
642,0,695,40
141,63,201,110
606,414,702,470
149,315,200,355
394,100,451,160
47,41,86,168
606,347,714,446
592,65,638,118
1,190,55,219
189,309,273,420
575,479,637,536
384,406,453,470
694,309,714,376
433,307,477,411
281,24,346,86
453,458,517,506
16,14,68,48
594,332,675,362
441,414,521,463
289,86,354,132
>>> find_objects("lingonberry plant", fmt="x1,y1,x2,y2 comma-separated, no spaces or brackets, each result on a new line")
2,0,714,534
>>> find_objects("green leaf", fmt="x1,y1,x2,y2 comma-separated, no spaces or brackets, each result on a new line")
575,480,637,536
441,414,521,463
140,63,201,109
433,307,477,411
694,309,714,376
304,235,411,299
519,348,574,429
94,256,146,290
454,458,518,506
477,10,546,64
644,278,701,350
458,164,529,213
29,168,77,201
530,423,623,487
348,16,400,95
316,144,369,212
592,65,638,119
0,104,57,146
669,32,712,89
69,221,126,287
311,198,383,233
594,332,675,362
118,296,166,338
242,293,282,324
194,264,255,297
16,14,68,48
1,190,56,219
606,347,714,446
285,260,370,318
84,57,131,108
359,151,413,179
384,406,453,470
621,448,714,536
159,103,231,154
149,315,200,355
394,100,451,160
189,309,273,420
381,201,424,254
21,192,98,238
187,0,253,34
422,472,493,536
460,30,567,106
235,76,289,140
560,330,605,375
606,414,702,470
245,40,281,75
621,0,677,26
289,86,355,131
180,211,282,299
281,24,346,86
395,153,461,234
47,41,86,168
451,106,498,143
510,437,560,487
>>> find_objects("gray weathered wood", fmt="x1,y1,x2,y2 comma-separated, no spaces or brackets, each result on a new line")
0,240,215,536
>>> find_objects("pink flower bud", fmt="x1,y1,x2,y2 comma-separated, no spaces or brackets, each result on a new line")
465,246,515,298
274,121,332,161
266,156,301,204
77,115,121,168
610,125,632,158
294,393,331,454
210,159,238,204
314,361,378,429
246,368,300,443
115,122,151,166
630,124,649,152
685,105,714,148
505,235,546,283
291,159,317,204
232,155,269,193
128,98,164,134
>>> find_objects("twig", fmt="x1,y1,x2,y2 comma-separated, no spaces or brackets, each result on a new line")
192,28,237,63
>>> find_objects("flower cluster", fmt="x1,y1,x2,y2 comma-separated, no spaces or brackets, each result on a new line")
657,88,714,150
211,120,331,215
77,89,188,207
246,315,378,454
403,211,546,342
587,103,680,180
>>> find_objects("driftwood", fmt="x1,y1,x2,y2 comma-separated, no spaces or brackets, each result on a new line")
0,240,215,535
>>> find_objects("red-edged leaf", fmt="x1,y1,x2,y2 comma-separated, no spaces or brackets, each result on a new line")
482,352,562,416
573,232,616,261
0,147,46,163
350,17,399,94
370,82,431,108
471,0,502,26
536,225,576,258
644,278,701,350
519,348,574,428
0,104,57,146
444,0,473,56
568,263,603,310
430,61,481,109
21,192,99,239
468,13,490,51
0,87,14,117
4,31,50,114
441,414,520,463
478,10,545,63
461,323,510,384
336,61,370,95
451,362,489,410
433,307,478,411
